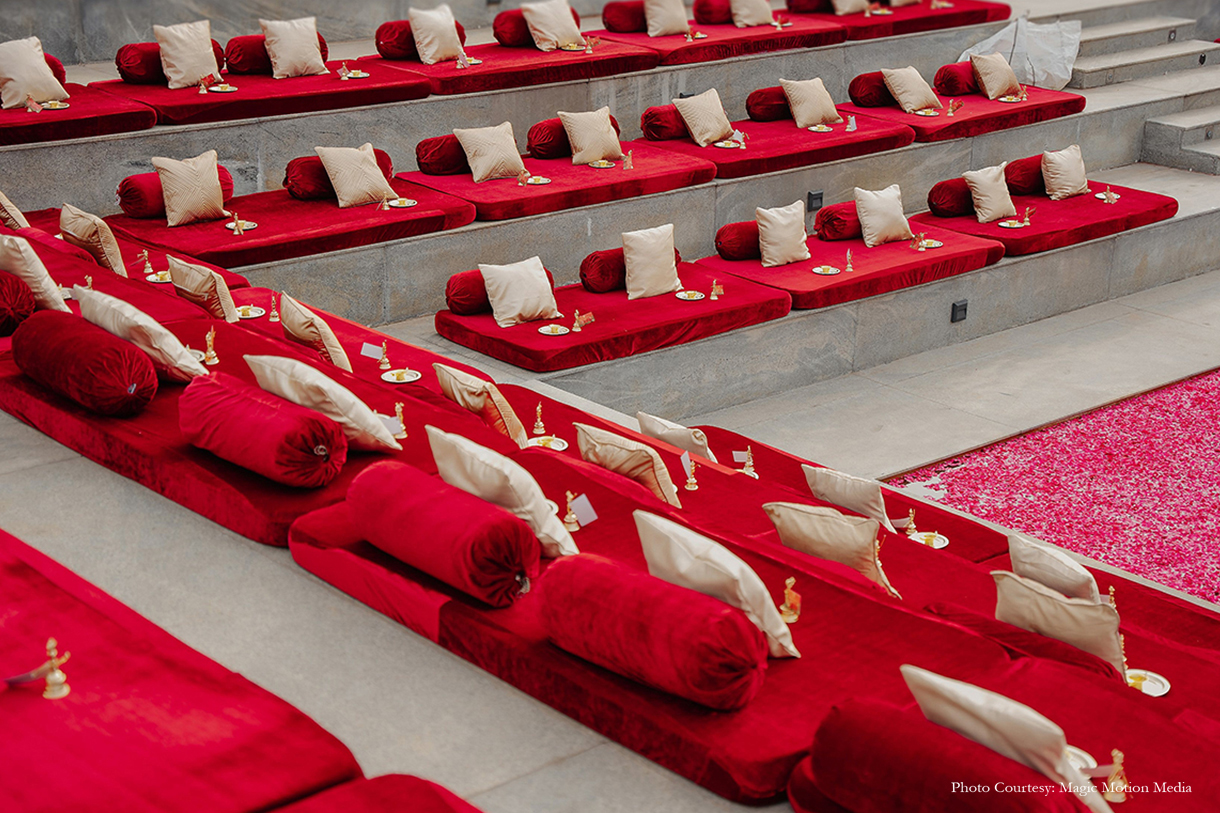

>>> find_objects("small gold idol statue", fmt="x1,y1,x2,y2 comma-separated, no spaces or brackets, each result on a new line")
711,279,724,300
140,248,154,276
684,28,694,42
623,149,634,171
572,309,583,333
231,212,244,236
380,196,391,211
780,577,802,623
338,62,351,80
378,341,391,370
845,248,854,273
685,460,699,491
533,402,546,435
563,490,581,532
269,293,280,323
1103,749,1129,803
43,637,71,700
741,445,756,477
905,508,918,537
456,51,471,70
1103,185,1118,205
203,327,219,365
84,274,93,289
1023,206,1035,227
393,403,408,440
197,77,210,95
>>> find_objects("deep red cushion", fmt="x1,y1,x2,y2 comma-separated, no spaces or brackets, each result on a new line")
282,149,395,201
348,461,541,608
416,134,471,176
526,115,622,160
493,7,581,48
1005,154,1046,196
223,33,329,75
933,61,978,96
14,227,98,265
927,178,974,218
787,0,832,11
579,247,681,293
641,104,690,141
0,271,36,336
445,267,557,314
814,201,861,241
374,19,468,61
714,221,761,261
538,553,768,710
848,72,897,108
116,166,235,218
178,372,348,488
11,310,158,416
115,40,225,84
44,54,66,86
693,0,733,25
746,86,791,122
602,0,649,32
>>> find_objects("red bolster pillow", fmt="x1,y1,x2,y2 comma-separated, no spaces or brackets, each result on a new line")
640,104,690,141
786,0,833,11
848,72,897,107
526,115,622,160
0,271,36,337
693,0,732,25
115,40,225,84
15,227,98,265
1005,154,1046,196
374,19,468,61
746,86,791,122
283,149,395,201
602,0,649,32
179,372,348,488
539,554,768,710
349,461,541,607
416,134,471,176
814,201,861,240
927,178,973,217
714,221,761,261
493,7,581,48
580,247,681,293
224,33,329,74
12,310,158,416
445,267,557,315
933,61,978,96
117,166,236,219
45,54,66,86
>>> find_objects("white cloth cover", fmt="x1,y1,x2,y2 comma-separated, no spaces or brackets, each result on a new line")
756,200,811,268
168,255,238,322
644,0,690,37
963,162,1017,224
802,464,898,534
764,502,900,597
520,0,585,51
959,16,1082,91
780,77,842,128
433,363,529,448
408,5,465,64
279,293,353,371
259,17,329,78
454,121,528,183
478,256,562,328
153,20,220,89
854,184,914,248
1008,532,1101,603
636,411,717,463
558,107,624,164
622,223,682,299
314,143,398,208
575,422,682,507
0,235,70,313
671,88,733,147
76,287,206,381
0,37,69,109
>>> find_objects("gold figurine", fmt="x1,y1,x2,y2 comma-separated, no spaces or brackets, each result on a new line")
203,327,219,365
533,402,546,435
685,460,699,491
572,309,582,332
378,341,391,370
84,274,93,289
563,490,581,532
269,293,280,323
42,638,70,700
393,403,408,440
623,149,634,171
231,212,244,236
740,445,756,478
780,577,801,623
845,248,854,273
905,508,918,537
1103,749,1129,802
140,248,154,276
1023,206,1035,227
711,279,724,300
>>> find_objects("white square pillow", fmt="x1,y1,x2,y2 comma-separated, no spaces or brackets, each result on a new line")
1042,145,1090,201
854,184,914,248
971,52,1021,100
153,20,220,90
0,189,30,230
756,200,811,268
478,255,562,329
962,162,1017,224
622,223,682,300
433,362,529,448
408,4,465,65
830,0,869,13
764,502,900,598
1008,532,1101,603
0,235,70,313
168,255,238,322
558,107,623,165
635,510,800,658
520,0,585,51
802,464,898,534
75,287,206,381
426,424,578,557
730,0,774,27
315,143,398,208
575,422,682,507
151,150,228,227
60,204,126,276
636,411,717,463
644,0,690,37
260,17,329,79
780,77,842,129
454,122,528,183
279,293,353,371
881,66,940,113
0,37,69,109
671,88,733,147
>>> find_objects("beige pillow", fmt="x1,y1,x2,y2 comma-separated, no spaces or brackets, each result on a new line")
60,204,126,276
151,150,228,227
671,88,733,147
971,52,1021,101
1042,145,1090,201
168,255,238,322
426,424,578,557
802,464,898,534
764,502,900,598
830,0,869,13
408,5,465,65
76,287,206,381
881,66,940,113
575,422,682,507
963,163,1017,224
153,20,220,90
0,189,30,230
644,0,689,37
454,122,527,183
756,200,811,268
1008,533,1101,603
315,143,398,208
0,37,69,110
636,510,800,658
433,363,528,448
520,0,585,51
730,0,774,27
246,354,401,451
854,185,913,248
260,17,329,79
636,411,717,463
558,107,624,165
279,293,352,371
622,223,682,300
780,77,842,129
0,235,70,313
478,255,561,329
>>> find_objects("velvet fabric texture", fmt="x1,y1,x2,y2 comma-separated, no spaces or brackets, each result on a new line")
934,60,979,95
813,201,861,240
417,134,472,175
786,0,1010,41
10,226,94,265
714,221,761,261
693,0,732,24
114,39,226,83
283,149,394,201
224,32,330,74
117,166,236,219
444,267,556,315
527,115,622,159
1005,154,1046,195
375,19,468,61
602,0,650,31
746,86,792,121
579,247,681,293
847,71,896,106
493,7,582,47
277,775,485,813
12,310,158,416
539,553,769,710
641,104,690,140
588,17,846,65
0,270,36,335
927,177,974,217
0,83,156,145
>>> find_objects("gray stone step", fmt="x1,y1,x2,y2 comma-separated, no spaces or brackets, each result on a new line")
1142,105,1220,173
1070,40,1220,88
1078,16,1196,58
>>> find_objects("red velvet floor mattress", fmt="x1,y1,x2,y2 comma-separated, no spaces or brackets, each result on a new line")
789,0,1009,40
276,775,484,812
590,18,846,65
0,83,156,145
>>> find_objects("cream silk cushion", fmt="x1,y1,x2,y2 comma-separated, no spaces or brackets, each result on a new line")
558,107,623,164
454,122,528,183
478,255,562,329
426,424,578,557
1042,145,1090,201
854,184,914,248
0,189,30,230
1009,532,1101,603
0,235,70,313
780,77,842,128
881,66,940,113
76,287,206,381
246,354,401,451
408,5,465,65
520,0,585,51
829,0,869,14
60,205,126,276
764,502,900,598
635,510,800,658
671,88,733,147
644,0,689,37
315,143,398,208
730,0,774,27
278,293,352,371
168,255,238,322
802,464,899,534
0,37,69,109
433,363,529,448
575,422,682,507
971,52,1021,100
993,571,1125,675
636,411,717,463
151,150,228,227
756,200,811,268
622,223,682,300
260,17,329,79
153,20,220,90
963,162,1017,224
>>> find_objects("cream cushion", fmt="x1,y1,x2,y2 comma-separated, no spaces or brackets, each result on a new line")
433,363,529,447
426,424,578,557
76,287,206,381
246,354,401,451
168,255,238,322
756,200,811,268
520,0,585,51
0,37,69,109
730,0,774,27
829,0,869,13
780,77,842,128
153,20,220,90
59,205,126,276
802,464,898,534
671,88,733,147
854,184,914,248
0,235,70,313
622,223,682,300
971,52,1021,100
881,66,940,113
1009,532,1101,603
408,5,465,65
764,502,900,598
963,162,1017,224
635,510,800,658
260,17,329,79
478,255,562,329
1042,144,1090,201
575,422,682,507
636,411,717,463
558,107,623,164
0,189,29,230
644,0,689,37
278,293,352,371
454,121,527,183
151,150,228,227
315,143,398,208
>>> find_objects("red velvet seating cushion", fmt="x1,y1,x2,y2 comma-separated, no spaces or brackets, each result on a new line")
1005,154,1046,195
374,19,467,60
787,0,831,10
641,104,690,140
693,0,733,25
746,86,791,122
276,775,485,813
44,53,66,84
527,115,622,160
848,71,897,107
12,310,158,416
579,246,681,293
786,0,1011,42
283,149,394,201
494,7,582,47
224,33,330,74
814,202,861,240
117,166,236,218
539,553,769,710
714,221,760,261
0,82,158,146
178,372,348,488
11,226,96,264
927,178,974,217
0,271,36,336
115,39,226,84
602,0,649,32
348,461,541,608
417,134,471,175
934,61,979,96
445,267,557,315
588,17,846,66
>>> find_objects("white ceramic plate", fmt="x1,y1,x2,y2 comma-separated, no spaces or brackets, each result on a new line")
538,324,570,336
909,531,950,549
466,57,484,65
42,101,70,110
914,109,940,117
812,265,841,276
675,290,705,301
381,369,422,384
1127,668,1170,697
145,271,172,283
527,436,569,451
588,159,616,169
559,43,586,51
346,70,370,78
225,221,257,230
808,124,833,133
209,84,238,93
388,198,417,208
998,219,1025,229
237,306,266,319
59,286,72,300
919,239,944,248
526,176,552,185
870,8,893,14
187,348,206,362
1065,745,1097,772
546,499,560,515
712,140,742,149
997,95,1023,103
692,31,708,38
1095,192,1121,201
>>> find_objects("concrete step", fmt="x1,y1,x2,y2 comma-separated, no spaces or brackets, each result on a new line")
1078,16,1196,58
1070,39,1220,88
1142,105,1220,173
